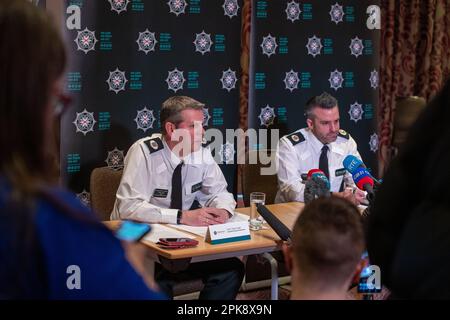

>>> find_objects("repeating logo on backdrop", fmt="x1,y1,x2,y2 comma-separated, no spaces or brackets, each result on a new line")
73,109,96,135
219,142,235,164
258,105,276,127
285,1,301,22
168,0,187,16
166,68,185,92
134,107,156,132
220,68,237,92
329,69,344,91
329,3,344,24
105,147,125,170
369,70,379,89
261,34,278,57
350,37,364,58
369,133,379,152
193,31,213,55
348,102,364,123
306,35,323,57
284,70,299,92
74,28,98,54
76,190,91,207
223,0,239,18
136,29,158,54
108,0,129,14
106,68,128,94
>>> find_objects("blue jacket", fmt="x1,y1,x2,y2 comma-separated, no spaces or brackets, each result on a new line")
0,177,165,300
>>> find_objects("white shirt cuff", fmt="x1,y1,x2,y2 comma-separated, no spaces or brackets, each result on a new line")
160,208,179,224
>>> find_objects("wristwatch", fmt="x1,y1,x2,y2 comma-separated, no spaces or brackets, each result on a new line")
177,210,183,224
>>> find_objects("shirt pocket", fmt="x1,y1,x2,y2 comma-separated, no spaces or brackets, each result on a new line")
185,181,203,195
152,187,169,199
150,186,171,207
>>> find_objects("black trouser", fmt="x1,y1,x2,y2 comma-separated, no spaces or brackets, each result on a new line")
155,257,245,300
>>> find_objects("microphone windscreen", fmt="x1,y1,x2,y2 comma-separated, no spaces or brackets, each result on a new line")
307,168,324,179
352,167,374,190
304,175,331,203
343,155,365,174
256,204,292,241
311,171,331,190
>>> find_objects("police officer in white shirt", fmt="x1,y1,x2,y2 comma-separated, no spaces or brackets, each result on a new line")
275,92,366,204
112,96,244,300
111,100,236,225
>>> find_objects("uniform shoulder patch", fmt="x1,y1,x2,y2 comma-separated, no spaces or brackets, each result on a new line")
285,132,305,146
338,129,350,140
144,137,164,154
202,136,214,148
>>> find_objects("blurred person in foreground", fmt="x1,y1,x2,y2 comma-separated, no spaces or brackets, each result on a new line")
0,0,163,299
283,197,365,299
367,79,450,299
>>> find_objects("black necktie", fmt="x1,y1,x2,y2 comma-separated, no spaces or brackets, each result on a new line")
170,161,183,210
319,145,329,179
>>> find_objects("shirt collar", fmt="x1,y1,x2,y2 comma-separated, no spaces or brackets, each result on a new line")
305,129,345,155
306,129,327,154
162,138,203,168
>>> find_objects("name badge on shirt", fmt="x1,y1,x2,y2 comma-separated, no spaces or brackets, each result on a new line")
153,188,169,198
335,168,346,177
191,182,202,193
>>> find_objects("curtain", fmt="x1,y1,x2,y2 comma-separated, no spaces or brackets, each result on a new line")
378,0,450,175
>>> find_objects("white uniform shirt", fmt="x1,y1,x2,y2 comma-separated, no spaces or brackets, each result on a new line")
111,134,236,224
275,128,362,203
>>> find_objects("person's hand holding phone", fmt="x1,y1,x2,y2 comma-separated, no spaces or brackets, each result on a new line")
115,221,159,291
121,241,159,291
115,220,151,242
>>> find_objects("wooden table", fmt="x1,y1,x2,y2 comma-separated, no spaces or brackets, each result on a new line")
105,202,303,260
105,202,305,299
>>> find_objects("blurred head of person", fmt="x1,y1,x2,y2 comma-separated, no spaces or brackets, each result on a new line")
0,0,66,195
160,96,205,157
367,78,450,299
283,197,365,299
305,92,340,145
0,0,68,297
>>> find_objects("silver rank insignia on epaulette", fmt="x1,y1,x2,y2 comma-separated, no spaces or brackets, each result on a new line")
144,137,164,154
285,132,305,146
338,129,349,140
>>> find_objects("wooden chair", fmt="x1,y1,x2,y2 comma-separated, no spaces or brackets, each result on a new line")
90,166,123,221
241,149,278,207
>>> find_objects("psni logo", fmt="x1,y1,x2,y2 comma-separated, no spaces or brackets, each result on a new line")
358,265,381,294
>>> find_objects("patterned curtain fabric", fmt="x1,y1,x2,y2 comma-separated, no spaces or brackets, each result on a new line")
378,0,450,175
236,0,251,206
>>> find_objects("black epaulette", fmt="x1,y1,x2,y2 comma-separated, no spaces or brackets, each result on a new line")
338,129,350,140
284,132,305,146
144,137,164,154
202,137,214,148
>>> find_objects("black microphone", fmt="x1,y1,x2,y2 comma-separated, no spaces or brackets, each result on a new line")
256,204,292,242
304,174,331,204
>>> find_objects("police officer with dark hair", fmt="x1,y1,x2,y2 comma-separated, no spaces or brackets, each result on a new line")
276,92,366,205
